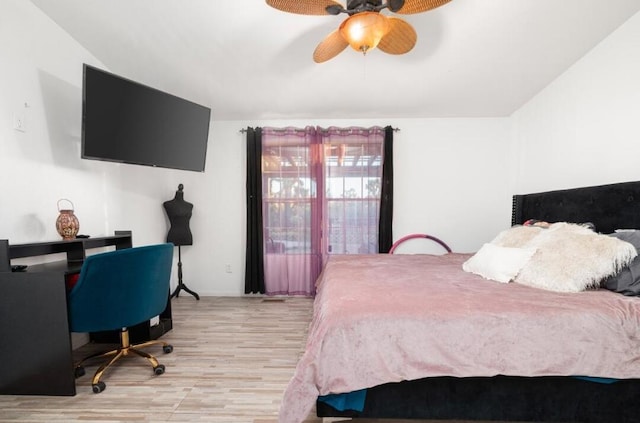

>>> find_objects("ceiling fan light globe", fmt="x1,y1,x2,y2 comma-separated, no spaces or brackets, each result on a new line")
339,12,390,54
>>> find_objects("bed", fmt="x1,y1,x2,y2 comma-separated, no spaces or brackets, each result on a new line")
279,181,640,423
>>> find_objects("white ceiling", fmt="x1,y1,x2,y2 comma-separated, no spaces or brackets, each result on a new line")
30,0,640,121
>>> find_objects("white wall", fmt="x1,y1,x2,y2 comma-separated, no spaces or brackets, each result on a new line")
199,118,512,295
512,10,640,193
1,0,112,245
7,1,638,297
1,1,205,277
2,0,512,296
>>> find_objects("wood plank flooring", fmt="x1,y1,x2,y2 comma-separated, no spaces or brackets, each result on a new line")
0,297,506,423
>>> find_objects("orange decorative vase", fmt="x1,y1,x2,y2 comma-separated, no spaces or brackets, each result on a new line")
56,199,80,240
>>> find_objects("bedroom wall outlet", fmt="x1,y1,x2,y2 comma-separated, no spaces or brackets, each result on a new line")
13,112,26,132
225,264,232,273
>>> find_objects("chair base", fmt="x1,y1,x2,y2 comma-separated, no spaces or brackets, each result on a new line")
74,328,173,393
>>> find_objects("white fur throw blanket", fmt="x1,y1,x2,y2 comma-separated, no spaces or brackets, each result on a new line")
482,223,637,292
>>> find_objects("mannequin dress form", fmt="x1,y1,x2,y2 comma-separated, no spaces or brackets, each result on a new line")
163,184,199,300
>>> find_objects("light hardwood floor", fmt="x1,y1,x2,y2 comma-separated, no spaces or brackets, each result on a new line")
0,296,497,423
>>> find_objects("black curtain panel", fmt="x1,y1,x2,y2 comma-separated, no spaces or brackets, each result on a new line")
378,126,394,253
244,127,265,294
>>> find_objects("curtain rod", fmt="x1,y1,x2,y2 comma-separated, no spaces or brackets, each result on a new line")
239,127,400,134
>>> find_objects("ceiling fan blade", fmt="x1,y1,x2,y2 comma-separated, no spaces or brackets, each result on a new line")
377,17,417,55
313,30,349,63
395,0,452,15
266,0,344,15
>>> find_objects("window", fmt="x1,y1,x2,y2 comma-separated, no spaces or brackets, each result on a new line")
245,125,392,296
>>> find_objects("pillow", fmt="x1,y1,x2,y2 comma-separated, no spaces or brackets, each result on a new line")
603,230,640,296
490,225,543,248
463,243,536,283
514,223,637,293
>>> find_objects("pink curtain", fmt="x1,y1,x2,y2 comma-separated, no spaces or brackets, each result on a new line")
261,126,384,296
319,126,385,260
261,127,323,296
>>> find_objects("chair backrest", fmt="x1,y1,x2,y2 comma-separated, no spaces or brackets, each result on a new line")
67,243,174,333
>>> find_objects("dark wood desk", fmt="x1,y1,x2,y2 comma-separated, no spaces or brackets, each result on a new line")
0,232,172,396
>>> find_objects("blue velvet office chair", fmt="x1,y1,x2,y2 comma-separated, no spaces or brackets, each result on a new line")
67,243,174,393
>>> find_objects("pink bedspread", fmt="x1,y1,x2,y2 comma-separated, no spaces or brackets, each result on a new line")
279,253,640,423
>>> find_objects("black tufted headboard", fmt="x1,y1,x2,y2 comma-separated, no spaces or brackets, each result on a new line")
511,181,640,234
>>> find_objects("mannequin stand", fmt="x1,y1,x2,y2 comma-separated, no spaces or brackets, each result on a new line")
170,245,200,300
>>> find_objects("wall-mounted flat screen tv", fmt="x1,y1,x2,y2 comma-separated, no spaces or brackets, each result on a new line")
82,64,211,172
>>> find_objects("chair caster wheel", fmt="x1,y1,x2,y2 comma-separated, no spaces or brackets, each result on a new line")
154,364,165,375
74,366,85,378
163,344,173,354
92,381,106,393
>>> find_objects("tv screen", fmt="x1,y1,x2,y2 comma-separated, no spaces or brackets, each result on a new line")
82,64,211,172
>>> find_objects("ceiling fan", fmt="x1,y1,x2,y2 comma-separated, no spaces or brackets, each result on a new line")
265,0,452,63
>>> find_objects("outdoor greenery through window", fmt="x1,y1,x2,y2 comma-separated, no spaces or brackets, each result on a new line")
263,143,318,255
323,134,382,254
262,127,384,258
